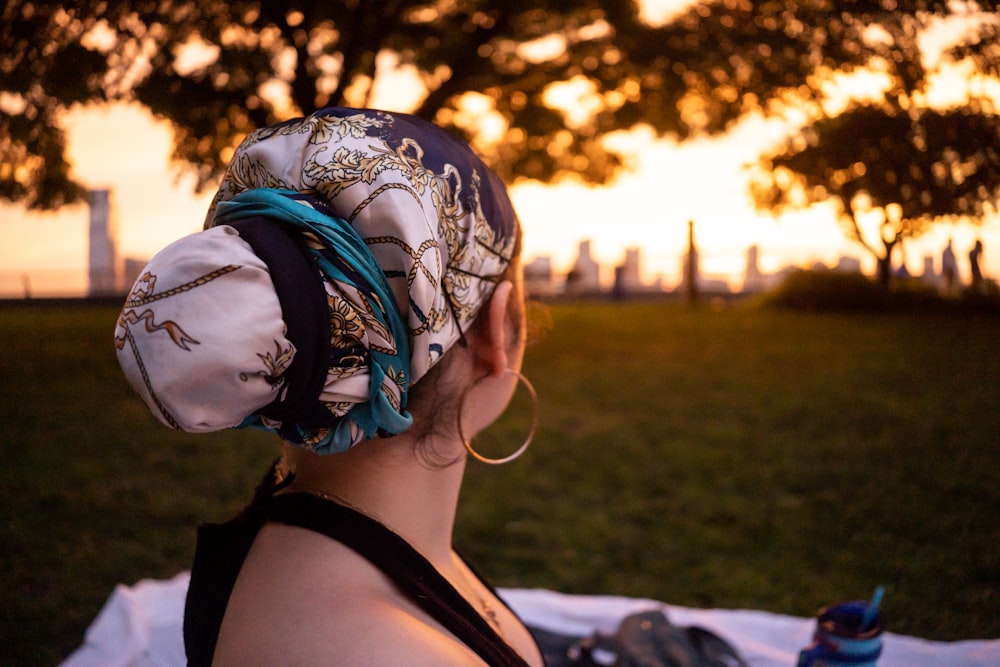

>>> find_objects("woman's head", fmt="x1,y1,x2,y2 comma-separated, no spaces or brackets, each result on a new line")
115,108,523,455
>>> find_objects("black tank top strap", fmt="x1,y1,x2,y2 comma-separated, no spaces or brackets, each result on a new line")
183,501,268,667
262,492,531,667
184,460,290,667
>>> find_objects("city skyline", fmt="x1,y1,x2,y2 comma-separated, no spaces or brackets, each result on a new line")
1,101,997,298
66,184,972,304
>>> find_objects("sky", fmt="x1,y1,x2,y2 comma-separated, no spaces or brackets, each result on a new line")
1,3,998,297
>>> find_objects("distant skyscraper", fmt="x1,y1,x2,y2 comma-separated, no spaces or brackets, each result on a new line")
523,255,560,298
743,245,764,293
834,256,862,273
567,239,601,294
620,247,642,291
88,189,118,296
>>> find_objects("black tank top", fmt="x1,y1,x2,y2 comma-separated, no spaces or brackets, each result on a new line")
184,485,534,666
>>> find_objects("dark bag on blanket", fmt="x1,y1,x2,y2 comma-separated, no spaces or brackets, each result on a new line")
530,609,747,667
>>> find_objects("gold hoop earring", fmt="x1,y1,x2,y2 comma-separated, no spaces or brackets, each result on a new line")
458,369,538,465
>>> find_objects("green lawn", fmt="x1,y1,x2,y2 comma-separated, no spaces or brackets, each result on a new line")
2,299,998,665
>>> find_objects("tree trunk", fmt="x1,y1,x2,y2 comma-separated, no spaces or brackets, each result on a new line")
875,237,897,289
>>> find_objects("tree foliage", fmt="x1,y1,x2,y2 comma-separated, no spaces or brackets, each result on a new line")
753,106,1000,255
749,4,1000,278
1,0,995,211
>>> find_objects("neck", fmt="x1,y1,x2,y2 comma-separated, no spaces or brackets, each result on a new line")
280,434,467,565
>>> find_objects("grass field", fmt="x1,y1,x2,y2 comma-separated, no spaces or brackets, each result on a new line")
2,299,998,665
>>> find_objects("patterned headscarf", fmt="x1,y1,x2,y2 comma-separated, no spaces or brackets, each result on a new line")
115,108,520,454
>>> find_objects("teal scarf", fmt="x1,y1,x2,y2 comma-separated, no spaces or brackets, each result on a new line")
214,188,412,453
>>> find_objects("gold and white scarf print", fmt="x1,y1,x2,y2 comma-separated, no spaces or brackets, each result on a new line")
206,108,520,387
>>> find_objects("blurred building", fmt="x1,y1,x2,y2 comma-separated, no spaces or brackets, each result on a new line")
618,247,643,291
834,256,862,273
565,239,601,295
613,246,663,297
742,244,765,294
88,189,119,296
741,244,790,294
523,255,560,298
122,258,148,292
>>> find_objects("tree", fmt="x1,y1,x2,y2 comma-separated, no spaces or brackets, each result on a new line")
2,0,995,210
752,105,1000,285
748,6,1000,285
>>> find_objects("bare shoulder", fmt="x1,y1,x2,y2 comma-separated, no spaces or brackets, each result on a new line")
212,522,488,666
288,603,489,666
217,601,486,665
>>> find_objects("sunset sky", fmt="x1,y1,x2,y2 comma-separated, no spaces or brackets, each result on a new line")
1,1,997,297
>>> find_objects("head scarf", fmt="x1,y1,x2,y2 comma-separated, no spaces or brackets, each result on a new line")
115,108,520,454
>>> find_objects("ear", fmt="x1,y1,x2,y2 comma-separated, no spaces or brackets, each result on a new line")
481,280,513,377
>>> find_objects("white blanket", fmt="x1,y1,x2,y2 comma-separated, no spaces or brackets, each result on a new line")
62,572,1000,667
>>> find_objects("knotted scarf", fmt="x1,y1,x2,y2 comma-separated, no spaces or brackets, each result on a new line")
115,107,520,454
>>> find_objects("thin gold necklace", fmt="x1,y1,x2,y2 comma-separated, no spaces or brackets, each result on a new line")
287,485,507,639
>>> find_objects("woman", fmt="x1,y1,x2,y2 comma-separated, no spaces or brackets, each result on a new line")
115,108,544,666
